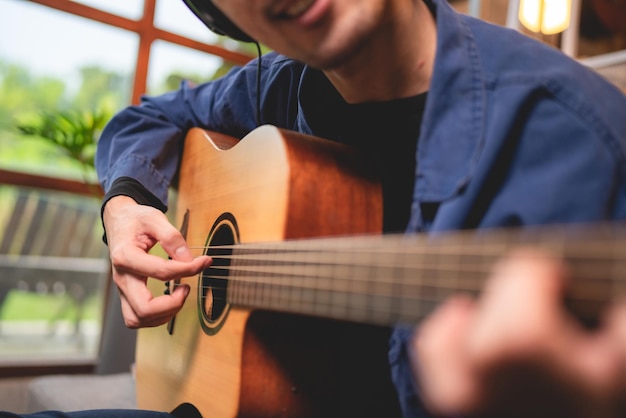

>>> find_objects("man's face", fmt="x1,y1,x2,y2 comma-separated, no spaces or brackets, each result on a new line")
213,0,391,69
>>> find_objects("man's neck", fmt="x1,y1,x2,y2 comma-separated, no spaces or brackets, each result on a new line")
324,0,436,104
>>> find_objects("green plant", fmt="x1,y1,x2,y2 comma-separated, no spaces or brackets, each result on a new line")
15,108,110,179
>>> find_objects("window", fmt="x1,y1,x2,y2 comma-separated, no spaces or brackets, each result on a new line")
0,0,254,369
148,40,224,95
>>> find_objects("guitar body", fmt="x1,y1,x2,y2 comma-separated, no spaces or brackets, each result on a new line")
136,126,402,417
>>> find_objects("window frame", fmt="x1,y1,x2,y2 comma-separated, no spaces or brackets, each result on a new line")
29,0,254,104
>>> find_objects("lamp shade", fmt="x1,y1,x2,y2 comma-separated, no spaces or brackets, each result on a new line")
519,0,572,34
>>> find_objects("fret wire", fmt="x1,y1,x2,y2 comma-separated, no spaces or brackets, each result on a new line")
347,246,363,323
396,247,409,320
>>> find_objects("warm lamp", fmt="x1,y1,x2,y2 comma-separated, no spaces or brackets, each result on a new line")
519,0,572,34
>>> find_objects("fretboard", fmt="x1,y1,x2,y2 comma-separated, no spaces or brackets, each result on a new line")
202,223,626,327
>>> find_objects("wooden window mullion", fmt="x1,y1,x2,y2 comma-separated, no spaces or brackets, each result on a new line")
132,0,157,104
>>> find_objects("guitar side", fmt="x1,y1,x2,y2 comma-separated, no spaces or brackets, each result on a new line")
135,126,401,417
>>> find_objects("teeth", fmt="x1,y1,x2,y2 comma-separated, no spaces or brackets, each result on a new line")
283,0,315,17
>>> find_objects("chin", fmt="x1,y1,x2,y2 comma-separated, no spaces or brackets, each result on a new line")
299,32,372,70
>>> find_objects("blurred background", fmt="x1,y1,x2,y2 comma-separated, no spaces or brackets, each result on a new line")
0,0,624,412
0,0,258,377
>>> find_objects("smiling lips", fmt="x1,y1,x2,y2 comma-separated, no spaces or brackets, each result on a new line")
276,0,317,18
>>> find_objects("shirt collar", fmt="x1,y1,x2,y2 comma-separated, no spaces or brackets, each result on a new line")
295,0,487,202
416,0,487,202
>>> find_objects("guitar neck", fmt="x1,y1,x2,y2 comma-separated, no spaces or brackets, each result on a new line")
203,223,626,327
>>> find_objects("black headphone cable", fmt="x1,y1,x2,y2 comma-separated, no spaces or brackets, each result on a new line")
254,41,263,127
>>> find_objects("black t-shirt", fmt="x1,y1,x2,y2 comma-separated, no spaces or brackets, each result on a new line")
299,70,427,232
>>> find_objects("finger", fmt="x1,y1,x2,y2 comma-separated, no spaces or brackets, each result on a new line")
119,294,181,328
413,295,480,414
565,301,626,398
110,243,212,282
468,250,622,415
467,249,569,365
607,301,626,359
118,293,171,328
476,250,619,378
117,275,191,328
605,302,626,407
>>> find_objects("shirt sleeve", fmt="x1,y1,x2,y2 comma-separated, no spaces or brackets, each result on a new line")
102,176,166,213
95,58,265,210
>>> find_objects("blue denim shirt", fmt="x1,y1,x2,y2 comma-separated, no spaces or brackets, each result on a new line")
96,0,626,416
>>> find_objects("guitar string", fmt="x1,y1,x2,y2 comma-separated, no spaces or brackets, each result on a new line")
168,253,626,306
190,245,626,260
187,274,616,302
170,281,439,325
172,276,603,326
199,256,624,276
164,228,626,312
185,235,626,260
177,238,626,292
171,253,612,316
188,243,626,280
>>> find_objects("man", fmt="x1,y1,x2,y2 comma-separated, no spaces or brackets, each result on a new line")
8,0,626,417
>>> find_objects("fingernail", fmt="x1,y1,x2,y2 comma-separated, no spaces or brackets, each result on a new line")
175,246,192,260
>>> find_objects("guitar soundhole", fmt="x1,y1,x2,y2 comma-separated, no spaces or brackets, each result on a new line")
198,213,239,335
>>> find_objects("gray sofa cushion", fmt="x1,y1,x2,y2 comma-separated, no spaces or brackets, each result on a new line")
27,373,136,412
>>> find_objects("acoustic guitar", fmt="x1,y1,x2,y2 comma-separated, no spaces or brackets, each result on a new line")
135,125,624,417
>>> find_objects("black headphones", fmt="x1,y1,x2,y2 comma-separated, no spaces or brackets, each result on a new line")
182,0,255,43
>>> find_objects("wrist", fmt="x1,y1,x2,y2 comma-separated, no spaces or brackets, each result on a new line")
103,195,138,216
